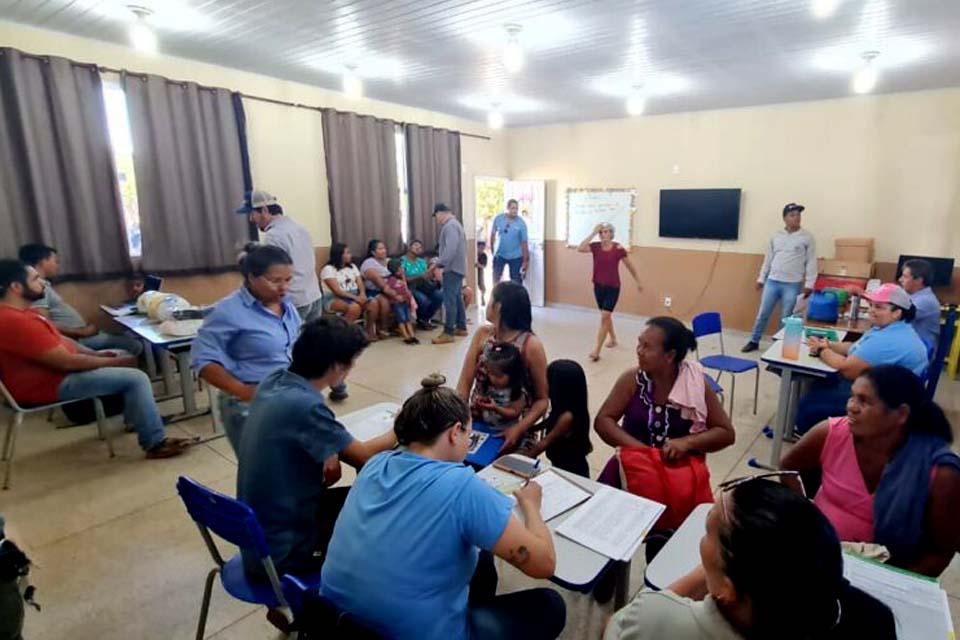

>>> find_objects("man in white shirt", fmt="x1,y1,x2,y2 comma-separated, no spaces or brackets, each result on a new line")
237,190,347,400
742,203,817,353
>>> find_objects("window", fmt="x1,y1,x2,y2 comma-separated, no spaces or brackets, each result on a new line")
395,125,410,245
101,78,142,258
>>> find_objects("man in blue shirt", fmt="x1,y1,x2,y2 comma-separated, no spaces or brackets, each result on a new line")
489,199,529,285
237,317,397,582
898,258,942,351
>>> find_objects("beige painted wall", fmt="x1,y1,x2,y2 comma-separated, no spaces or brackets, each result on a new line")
0,20,508,246
507,89,960,262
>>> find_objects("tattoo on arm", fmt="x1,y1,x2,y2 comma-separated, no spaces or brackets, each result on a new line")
511,545,531,566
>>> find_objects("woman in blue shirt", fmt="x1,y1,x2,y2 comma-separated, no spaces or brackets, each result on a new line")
320,375,566,640
191,245,302,451
795,283,928,435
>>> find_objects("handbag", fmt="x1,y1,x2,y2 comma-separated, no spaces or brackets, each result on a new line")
617,446,713,531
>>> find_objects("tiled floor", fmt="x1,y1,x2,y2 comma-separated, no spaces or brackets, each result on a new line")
5,305,959,639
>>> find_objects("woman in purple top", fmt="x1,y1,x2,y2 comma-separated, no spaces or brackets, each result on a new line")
595,317,735,487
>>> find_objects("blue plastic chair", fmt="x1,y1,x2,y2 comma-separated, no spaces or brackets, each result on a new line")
692,312,759,415
926,306,957,402
176,476,319,640
703,373,725,406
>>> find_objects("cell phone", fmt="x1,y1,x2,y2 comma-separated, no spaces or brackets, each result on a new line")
493,455,540,479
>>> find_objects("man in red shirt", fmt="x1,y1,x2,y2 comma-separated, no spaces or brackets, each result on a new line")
0,260,191,459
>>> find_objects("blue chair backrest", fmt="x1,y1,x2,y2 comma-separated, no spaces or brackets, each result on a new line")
692,312,722,339
926,306,957,401
176,476,271,560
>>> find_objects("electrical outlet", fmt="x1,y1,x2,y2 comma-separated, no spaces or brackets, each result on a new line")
664,296,672,308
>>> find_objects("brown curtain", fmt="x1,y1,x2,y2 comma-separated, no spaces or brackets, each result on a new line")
122,73,248,272
322,110,402,258
0,48,131,277
405,124,462,252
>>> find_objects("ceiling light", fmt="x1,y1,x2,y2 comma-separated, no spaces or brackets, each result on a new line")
811,0,839,19
342,65,363,99
503,24,524,73
487,104,504,129
128,5,157,54
626,86,646,116
851,51,880,94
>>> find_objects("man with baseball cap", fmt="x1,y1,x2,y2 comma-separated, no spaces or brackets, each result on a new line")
795,282,928,435
237,190,347,400
742,202,817,353
431,203,468,344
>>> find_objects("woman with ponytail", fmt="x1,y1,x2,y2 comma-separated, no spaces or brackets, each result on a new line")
606,479,895,639
783,364,960,576
320,375,566,640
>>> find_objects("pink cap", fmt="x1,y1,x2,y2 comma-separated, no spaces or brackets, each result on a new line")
863,283,912,309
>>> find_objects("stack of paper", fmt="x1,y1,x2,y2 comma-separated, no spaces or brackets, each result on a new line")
530,470,592,521
843,552,954,640
555,486,665,560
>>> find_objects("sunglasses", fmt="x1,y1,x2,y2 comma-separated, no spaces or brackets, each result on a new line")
717,471,806,521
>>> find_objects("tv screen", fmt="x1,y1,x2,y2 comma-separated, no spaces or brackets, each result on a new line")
659,189,741,240
896,255,955,287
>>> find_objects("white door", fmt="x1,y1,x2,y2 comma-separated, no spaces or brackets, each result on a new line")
505,180,546,306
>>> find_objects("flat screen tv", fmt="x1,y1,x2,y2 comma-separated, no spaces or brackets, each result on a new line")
896,255,955,287
659,189,741,240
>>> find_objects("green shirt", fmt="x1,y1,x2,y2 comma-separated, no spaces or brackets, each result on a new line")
402,256,428,279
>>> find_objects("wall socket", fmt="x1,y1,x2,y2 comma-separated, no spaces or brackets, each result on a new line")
664,296,672,308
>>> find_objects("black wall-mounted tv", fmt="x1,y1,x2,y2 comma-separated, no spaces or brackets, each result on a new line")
659,189,742,241
896,255,956,287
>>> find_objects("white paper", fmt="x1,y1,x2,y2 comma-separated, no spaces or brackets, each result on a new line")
842,553,951,640
555,486,665,560
342,406,397,442
531,470,592,522
468,432,489,454
101,303,137,317
476,465,526,497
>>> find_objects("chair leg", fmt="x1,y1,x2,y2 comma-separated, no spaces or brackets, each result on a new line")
730,375,737,415
196,567,219,640
753,368,760,415
94,398,115,459
3,412,23,490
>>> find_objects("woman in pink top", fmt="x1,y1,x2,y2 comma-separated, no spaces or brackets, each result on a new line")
576,223,642,362
782,365,960,576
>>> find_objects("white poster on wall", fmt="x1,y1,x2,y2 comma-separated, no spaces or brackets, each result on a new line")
566,189,636,247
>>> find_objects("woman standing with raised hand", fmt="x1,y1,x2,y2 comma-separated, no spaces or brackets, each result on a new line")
578,222,642,362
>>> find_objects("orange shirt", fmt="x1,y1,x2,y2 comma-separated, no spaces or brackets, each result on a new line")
0,305,78,405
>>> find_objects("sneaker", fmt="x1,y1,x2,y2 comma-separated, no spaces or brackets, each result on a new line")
741,341,759,353
329,389,349,402
404,337,417,345
455,328,469,337
432,333,455,345
145,437,193,459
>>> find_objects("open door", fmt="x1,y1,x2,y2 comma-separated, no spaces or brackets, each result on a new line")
505,180,546,306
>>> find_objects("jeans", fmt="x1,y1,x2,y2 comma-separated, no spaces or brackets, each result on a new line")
442,271,466,335
749,279,803,343
493,256,523,284
219,394,249,453
79,331,144,357
296,300,346,397
58,367,165,451
467,551,566,640
795,379,853,436
412,287,443,322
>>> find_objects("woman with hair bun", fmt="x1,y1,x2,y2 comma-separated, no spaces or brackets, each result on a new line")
321,374,566,640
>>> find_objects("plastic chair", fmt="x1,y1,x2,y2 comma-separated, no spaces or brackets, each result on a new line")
703,374,724,406
281,574,382,639
692,313,759,415
1,379,114,490
926,306,957,401
175,476,320,640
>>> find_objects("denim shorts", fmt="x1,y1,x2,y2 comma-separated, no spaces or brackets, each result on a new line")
392,302,411,324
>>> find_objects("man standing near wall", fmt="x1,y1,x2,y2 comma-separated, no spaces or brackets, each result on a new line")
489,198,529,285
432,203,468,345
741,203,817,353
237,189,347,400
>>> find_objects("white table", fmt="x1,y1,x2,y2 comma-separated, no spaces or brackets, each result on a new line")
760,340,837,466
107,314,203,422
771,325,848,342
644,503,711,590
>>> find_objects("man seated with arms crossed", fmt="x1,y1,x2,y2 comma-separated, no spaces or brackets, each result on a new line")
18,244,144,357
0,260,191,459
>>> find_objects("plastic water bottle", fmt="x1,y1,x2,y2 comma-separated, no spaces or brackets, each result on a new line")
782,316,803,360
849,293,862,327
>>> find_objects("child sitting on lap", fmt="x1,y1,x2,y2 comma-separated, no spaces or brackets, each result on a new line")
471,342,527,430
387,258,419,345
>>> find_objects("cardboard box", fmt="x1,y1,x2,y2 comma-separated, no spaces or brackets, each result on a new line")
818,258,874,279
834,238,875,263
